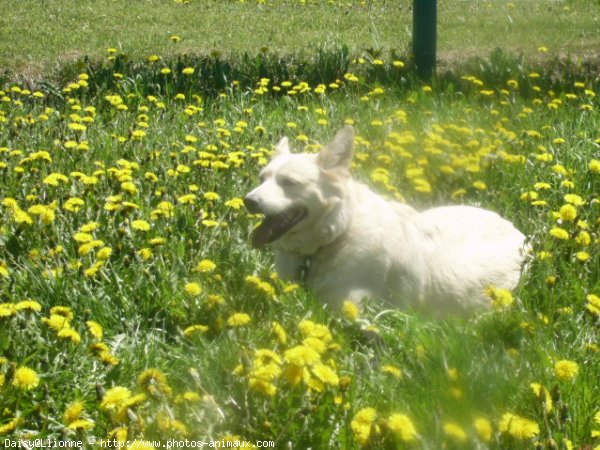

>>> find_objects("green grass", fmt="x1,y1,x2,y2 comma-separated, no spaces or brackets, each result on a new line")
1,1,599,449
1,0,599,79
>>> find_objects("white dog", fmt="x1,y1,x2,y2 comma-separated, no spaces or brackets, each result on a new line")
244,126,528,315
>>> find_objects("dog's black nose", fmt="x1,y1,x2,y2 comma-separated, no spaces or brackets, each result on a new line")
243,195,260,214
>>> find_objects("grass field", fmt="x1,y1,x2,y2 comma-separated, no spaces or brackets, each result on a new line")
2,0,600,78
1,1,599,449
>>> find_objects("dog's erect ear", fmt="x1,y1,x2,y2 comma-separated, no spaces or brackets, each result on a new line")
272,136,291,158
318,126,355,171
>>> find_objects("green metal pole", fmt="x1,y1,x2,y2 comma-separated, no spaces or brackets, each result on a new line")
413,0,437,79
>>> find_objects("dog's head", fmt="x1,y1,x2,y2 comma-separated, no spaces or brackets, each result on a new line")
244,126,355,253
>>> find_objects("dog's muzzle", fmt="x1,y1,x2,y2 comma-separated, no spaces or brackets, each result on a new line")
243,195,261,214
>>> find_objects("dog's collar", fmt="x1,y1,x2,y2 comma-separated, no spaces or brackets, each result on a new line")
298,255,312,283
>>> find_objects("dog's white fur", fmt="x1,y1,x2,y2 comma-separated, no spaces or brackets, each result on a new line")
245,126,528,315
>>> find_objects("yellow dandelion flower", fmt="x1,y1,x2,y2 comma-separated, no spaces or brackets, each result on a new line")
351,407,377,446
11,208,33,225
586,294,600,317
97,246,113,260
0,260,10,278
138,368,172,397
206,294,225,307
50,306,73,319
250,361,282,383
150,237,167,246
67,419,94,431
201,219,220,227
576,251,590,262
485,286,515,310
0,417,20,435
100,351,120,366
559,204,577,221
203,191,221,202
530,383,553,413
342,300,360,321
444,422,467,442
15,299,42,312
121,181,138,194
193,259,217,273
381,365,403,379
284,345,320,367
101,386,133,410
86,320,104,341
564,193,584,206
575,231,591,246
499,413,539,439
58,328,81,344
138,248,153,260
43,314,71,331
271,321,287,344
131,130,146,139
0,303,17,318
298,320,333,342
474,417,493,442
74,232,94,243
63,400,86,424
12,366,39,390
227,313,251,327
282,364,303,385
64,197,85,212
248,378,277,396
225,197,244,210
131,220,151,231
520,191,539,201
177,193,197,204
183,324,209,337
184,282,202,296
311,363,339,387
549,227,569,240
387,413,417,442
179,391,202,403
303,337,326,355
78,222,99,233
537,251,552,260
253,349,281,366
554,359,579,380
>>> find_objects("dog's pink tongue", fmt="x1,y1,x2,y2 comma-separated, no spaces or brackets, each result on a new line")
251,219,274,249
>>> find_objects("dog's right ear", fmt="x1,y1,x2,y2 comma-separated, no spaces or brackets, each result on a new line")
272,137,291,158
318,126,355,171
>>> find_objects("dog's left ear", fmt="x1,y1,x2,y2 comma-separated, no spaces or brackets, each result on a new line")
272,137,291,158
318,126,355,171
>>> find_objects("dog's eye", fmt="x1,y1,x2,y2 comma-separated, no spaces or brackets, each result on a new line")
279,177,298,187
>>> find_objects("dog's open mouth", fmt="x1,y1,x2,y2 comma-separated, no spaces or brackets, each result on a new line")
251,207,308,249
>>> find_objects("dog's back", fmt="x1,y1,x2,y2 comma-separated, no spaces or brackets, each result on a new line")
415,205,526,313
306,191,527,314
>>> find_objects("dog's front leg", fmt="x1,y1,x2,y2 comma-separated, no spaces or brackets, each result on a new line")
275,250,305,281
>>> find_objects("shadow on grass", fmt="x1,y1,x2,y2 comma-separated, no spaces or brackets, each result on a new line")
7,46,600,100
